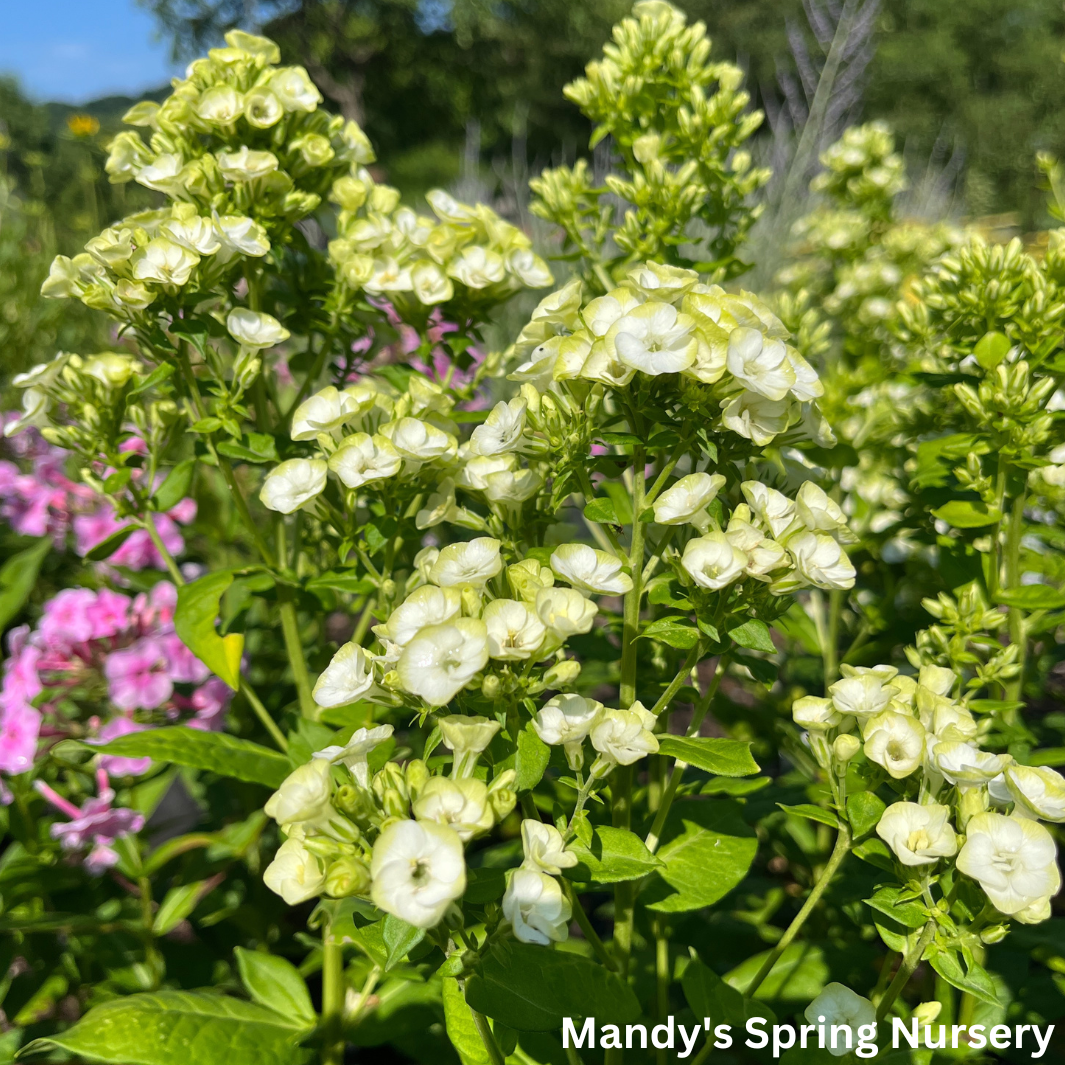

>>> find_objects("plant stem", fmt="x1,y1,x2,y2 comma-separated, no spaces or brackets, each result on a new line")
278,586,316,719
1004,489,1027,707
346,963,381,1024
470,1007,506,1065
142,512,184,585
875,920,936,1020
743,823,852,1001
240,679,288,751
655,922,669,1065
824,589,842,689
321,921,346,1065
562,879,617,971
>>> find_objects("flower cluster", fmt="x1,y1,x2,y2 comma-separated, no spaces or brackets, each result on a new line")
0,582,232,787
262,719,516,927
511,263,834,449
792,662,1061,923
329,178,553,320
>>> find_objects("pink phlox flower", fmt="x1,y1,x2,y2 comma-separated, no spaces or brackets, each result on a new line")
0,699,41,774
2,639,42,705
91,717,153,776
160,632,210,684
167,498,197,525
118,437,148,457
187,677,233,731
75,503,190,572
86,588,132,640
73,508,125,557
35,774,145,874
39,588,98,648
133,581,177,633
104,637,173,711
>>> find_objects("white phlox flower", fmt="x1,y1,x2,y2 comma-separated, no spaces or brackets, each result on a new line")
132,238,200,285
264,838,327,905
265,758,333,826
741,481,796,539
396,619,489,706
312,643,376,709
786,530,856,590
533,693,603,769
582,289,642,338
829,673,898,718
429,537,503,588
196,84,243,124
328,432,402,489
260,458,327,513
382,417,456,465
726,326,796,400
136,154,186,193
804,984,876,1058
681,531,747,590
875,802,958,866
956,812,1060,917
469,398,528,456
934,741,1010,789
506,248,553,288
791,696,842,731
626,261,697,302
227,308,290,348
162,216,221,255
411,259,454,304
521,819,578,875
214,214,270,258
313,724,394,788
438,715,502,778
862,710,926,779
550,544,633,596
370,819,466,928
217,146,279,181
270,66,323,111
1004,765,1065,822
502,867,571,945
795,481,851,540
607,301,697,376
482,598,547,660
535,587,598,639
721,390,791,445
377,585,462,649
725,509,789,578
449,246,506,289
589,707,659,766
653,472,726,528
412,777,494,841
291,386,362,440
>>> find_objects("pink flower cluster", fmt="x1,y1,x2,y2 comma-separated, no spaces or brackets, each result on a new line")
0,581,232,784
0,420,195,572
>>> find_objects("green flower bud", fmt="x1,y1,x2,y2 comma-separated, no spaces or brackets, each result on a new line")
324,856,372,898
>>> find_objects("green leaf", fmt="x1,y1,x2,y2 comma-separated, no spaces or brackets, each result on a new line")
852,839,894,872
647,582,692,610
304,571,375,596
464,867,506,904
732,651,778,686
682,959,776,1028
175,571,244,689
153,881,206,935
152,459,195,512
0,538,50,631
846,792,886,839
1029,748,1065,768
383,915,426,972
728,618,776,653
442,976,490,1065
657,736,759,777
216,432,279,464
583,497,620,524
88,727,290,788
190,417,222,434
84,523,136,562
724,943,828,1002
931,500,1002,529
640,616,700,649
465,940,639,1032
563,826,662,884
778,803,840,829
643,800,758,913
700,777,771,797
913,434,986,490
928,949,1001,1007
994,585,1065,610
234,949,315,1027
128,363,176,397
514,726,550,792
18,990,310,1065
864,886,928,929
974,331,1011,370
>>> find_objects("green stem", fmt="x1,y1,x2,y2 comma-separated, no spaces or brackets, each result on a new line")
142,512,184,585
470,1007,506,1065
562,880,617,971
278,586,317,719
743,823,852,1001
1004,489,1027,707
655,922,669,1065
321,922,346,1065
824,589,842,689
875,921,936,1020
240,680,289,751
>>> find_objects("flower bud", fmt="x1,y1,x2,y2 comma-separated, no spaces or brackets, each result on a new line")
912,1002,942,1025
405,758,430,799
324,856,372,898
832,734,861,763
541,659,582,690
979,924,1010,945
481,673,501,699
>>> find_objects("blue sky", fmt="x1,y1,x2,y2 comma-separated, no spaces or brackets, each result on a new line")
0,0,184,104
